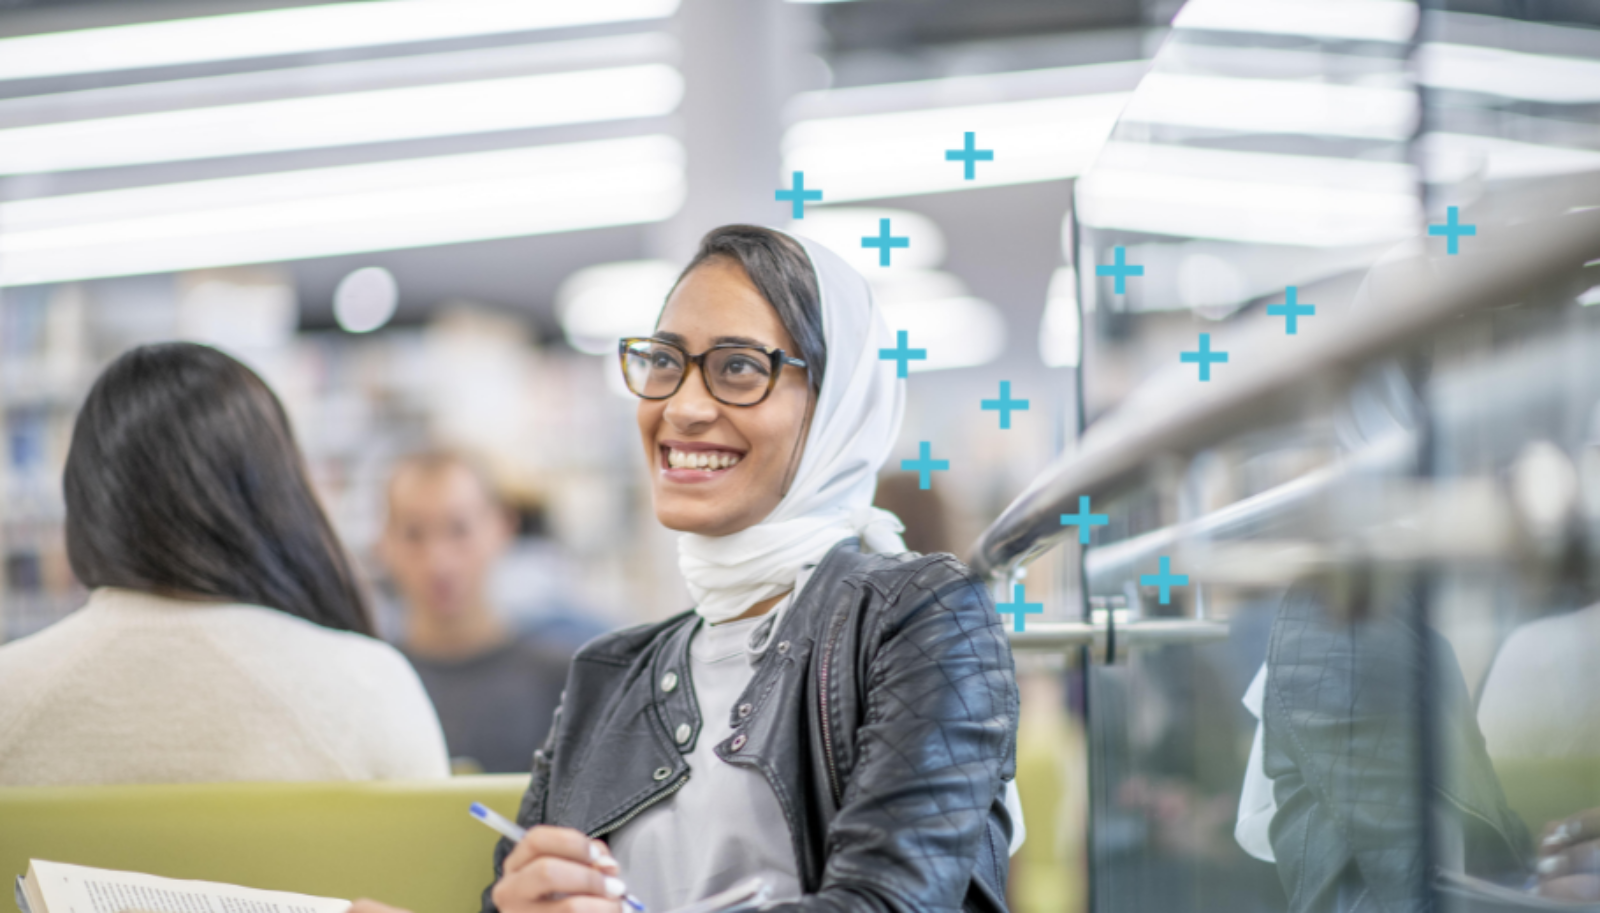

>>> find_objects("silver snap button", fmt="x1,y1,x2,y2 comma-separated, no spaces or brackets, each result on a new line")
730,734,747,752
674,722,692,744
777,641,790,654
660,671,679,692
737,703,752,718
653,767,671,781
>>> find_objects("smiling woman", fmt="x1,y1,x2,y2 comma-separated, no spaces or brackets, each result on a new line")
348,224,1019,913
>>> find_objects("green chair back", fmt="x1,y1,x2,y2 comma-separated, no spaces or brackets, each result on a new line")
0,776,527,913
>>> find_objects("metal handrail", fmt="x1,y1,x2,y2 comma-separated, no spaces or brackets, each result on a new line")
1082,431,1415,595
970,198,1600,581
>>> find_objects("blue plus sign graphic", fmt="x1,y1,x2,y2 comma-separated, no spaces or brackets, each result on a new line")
1140,556,1189,605
994,583,1043,633
1059,495,1109,545
901,441,949,490
1095,246,1144,294
1428,206,1476,255
1181,333,1229,381
878,329,927,378
980,380,1029,429
775,171,823,219
945,131,994,180
862,218,910,266
1267,286,1315,335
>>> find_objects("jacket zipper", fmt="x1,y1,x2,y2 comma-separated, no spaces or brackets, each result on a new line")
818,609,847,808
590,772,690,839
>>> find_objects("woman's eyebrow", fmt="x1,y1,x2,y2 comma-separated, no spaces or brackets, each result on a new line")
711,335,768,347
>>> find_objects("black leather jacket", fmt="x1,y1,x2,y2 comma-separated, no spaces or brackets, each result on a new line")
481,539,1020,913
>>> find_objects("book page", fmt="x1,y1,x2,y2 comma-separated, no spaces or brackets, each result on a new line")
28,861,350,913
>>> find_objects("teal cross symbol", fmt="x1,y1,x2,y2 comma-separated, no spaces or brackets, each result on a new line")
995,584,1043,633
1181,333,1229,381
1095,246,1143,294
1059,495,1108,545
1140,555,1189,605
1428,206,1476,255
861,218,910,267
901,441,949,490
945,131,994,180
980,380,1029,429
775,171,823,219
878,329,926,378
1267,286,1315,335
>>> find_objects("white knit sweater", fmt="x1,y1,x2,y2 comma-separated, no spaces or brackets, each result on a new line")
0,587,450,786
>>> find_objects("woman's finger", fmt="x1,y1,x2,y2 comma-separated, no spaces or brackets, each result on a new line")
504,825,616,875
1541,809,1600,853
1538,841,1600,880
495,855,626,909
1537,874,1600,903
348,900,413,913
547,897,624,913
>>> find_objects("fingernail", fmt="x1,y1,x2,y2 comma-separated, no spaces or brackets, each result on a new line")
604,877,627,899
1543,832,1566,849
590,843,604,862
1538,856,1565,876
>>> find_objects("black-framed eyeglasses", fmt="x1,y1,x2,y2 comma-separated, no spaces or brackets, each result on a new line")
618,337,808,407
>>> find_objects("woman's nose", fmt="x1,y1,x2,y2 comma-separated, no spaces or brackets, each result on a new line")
662,364,719,429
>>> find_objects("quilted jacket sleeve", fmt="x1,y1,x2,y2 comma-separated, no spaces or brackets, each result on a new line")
767,557,1020,913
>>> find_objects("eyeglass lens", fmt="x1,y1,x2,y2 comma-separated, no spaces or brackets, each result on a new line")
622,340,775,405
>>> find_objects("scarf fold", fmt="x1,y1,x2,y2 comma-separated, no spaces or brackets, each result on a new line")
678,230,907,623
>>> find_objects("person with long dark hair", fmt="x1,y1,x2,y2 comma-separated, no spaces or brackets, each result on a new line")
0,342,448,785
352,225,1020,913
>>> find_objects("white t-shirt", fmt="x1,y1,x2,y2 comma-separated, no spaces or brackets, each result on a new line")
0,587,450,786
607,569,815,910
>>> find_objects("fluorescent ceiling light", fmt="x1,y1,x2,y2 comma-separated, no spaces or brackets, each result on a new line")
0,64,683,174
783,93,1128,200
334,266,400,334
1420,43,1600,104
0,0,680,82
785,208,947,272
1423,132,1600,185
787,61,1149,120
881,297,1006,373
0,135,685,287
0,33,676,129
1173,0,1418,42
1076,144,1419,247
1040,266,1080,368
1121,72,1416,140
556,260,680,355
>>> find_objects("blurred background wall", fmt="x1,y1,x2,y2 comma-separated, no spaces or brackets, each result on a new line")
0,0,1166,639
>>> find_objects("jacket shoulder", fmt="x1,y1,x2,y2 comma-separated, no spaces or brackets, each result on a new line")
823,547,995,629
569,610,696,667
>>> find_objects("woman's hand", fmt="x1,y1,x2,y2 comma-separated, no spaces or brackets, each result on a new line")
1537,809,1600,901
492,825,627,913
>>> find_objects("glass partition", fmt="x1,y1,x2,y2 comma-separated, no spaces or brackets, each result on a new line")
1065,2,1600,912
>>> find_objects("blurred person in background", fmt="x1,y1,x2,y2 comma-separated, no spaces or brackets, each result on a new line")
381,450,573,774
351,224,1020,913
873,471,958,555
0,343,448,786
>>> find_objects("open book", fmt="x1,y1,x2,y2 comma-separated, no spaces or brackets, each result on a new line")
15,861,350,913
15,861,768,913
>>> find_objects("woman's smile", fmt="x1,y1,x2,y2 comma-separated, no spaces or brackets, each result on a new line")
659,440,746,483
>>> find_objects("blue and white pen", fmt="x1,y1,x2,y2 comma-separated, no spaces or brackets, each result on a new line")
469,802,647,913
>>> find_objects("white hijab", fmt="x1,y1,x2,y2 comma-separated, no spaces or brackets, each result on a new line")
677,228,907,623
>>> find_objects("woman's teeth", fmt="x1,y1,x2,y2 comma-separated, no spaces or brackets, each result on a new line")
667,449,742,470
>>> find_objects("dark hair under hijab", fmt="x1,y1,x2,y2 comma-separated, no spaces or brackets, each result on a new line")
668,224,826,392
63,342,373,636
